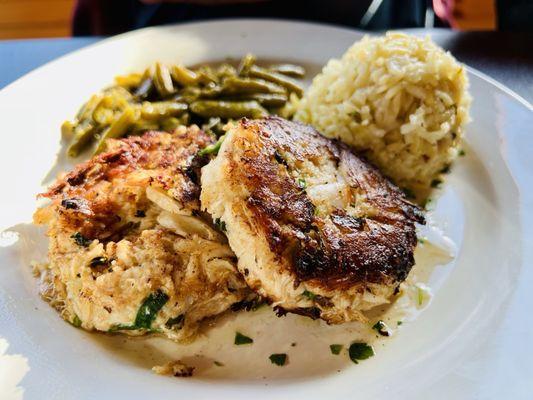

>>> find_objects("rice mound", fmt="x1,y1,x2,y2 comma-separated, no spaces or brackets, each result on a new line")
295,32,471,200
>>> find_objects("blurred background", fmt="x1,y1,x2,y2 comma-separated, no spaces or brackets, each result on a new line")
0,0,531,40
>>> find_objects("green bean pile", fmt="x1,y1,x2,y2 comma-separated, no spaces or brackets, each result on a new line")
62,54,305,157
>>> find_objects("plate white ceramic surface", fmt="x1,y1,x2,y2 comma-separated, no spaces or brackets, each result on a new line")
0,20,532,400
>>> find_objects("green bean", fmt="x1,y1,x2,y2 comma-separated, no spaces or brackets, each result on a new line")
115,73,143,88
63,56,305,158
131,120,160,134
134,77,153,99
268,64,306,78
216,64,237,80
92,95,129,125
190,100,267,119
248,65,303,96
222,77,285,95
94,107,135,154
153,63,175,97
198,134,225,156
76,94,102,120
226,93,288,108
61,120,76,140
195,66,217,85
171,65,199,86
67,121,97,158
237,54,256,76
140,101,187,120
160,117,182,132
175,86,202,104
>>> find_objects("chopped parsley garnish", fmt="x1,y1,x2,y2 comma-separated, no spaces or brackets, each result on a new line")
296,178,307,191
165,314,184,330
417,287,425,306
397,321,403,326
430,179,442,188
440,164,451,174
71,314,82,328
301,290,317,300
459,149,466,156
330,344,343,355
418,238,425,244
214,218,226,232
198,135,225,156
214,361,224,367
348,342,374,364
110,290,169,331
71,232,91,247
89,256,108,269
372,320,391,337
234,332,253,345
269,353,287,366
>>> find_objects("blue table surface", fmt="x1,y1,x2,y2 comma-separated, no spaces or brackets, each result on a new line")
0,30,531,105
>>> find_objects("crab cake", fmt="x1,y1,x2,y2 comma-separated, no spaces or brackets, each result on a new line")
201,117,424,324
33,126,249,342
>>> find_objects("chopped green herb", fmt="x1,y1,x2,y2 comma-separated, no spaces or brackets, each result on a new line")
165,314,184,330
397,321,403,326
89,256,108,269
214,218,226,232
134,290,169,329
417,287,425,306
269,353,287,366
71,314,82,328
418,238,425,244
301,290,317,300
214,361,224,367
71,232,91,247
430,179,442,188
440,164,451,174
348,342,374,364
234,332,253,345
459,149,466,156
296,178,307,191
198,135,225,156
372,320,391,337
330,344,343,355
109,289,169,332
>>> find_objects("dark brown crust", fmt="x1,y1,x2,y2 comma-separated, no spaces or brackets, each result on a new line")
228,117,424,291
40,128,212,241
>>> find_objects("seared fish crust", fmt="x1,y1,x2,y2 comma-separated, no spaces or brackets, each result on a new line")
34,126,249,341
201,117,424,323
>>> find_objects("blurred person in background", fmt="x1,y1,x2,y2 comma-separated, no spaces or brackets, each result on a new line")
72,0,532,36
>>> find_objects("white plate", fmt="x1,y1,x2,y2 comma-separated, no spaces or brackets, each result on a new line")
0,20,532,400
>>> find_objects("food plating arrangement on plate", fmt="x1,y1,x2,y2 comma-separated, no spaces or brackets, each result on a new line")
0,19,530,400
30,32,470,377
